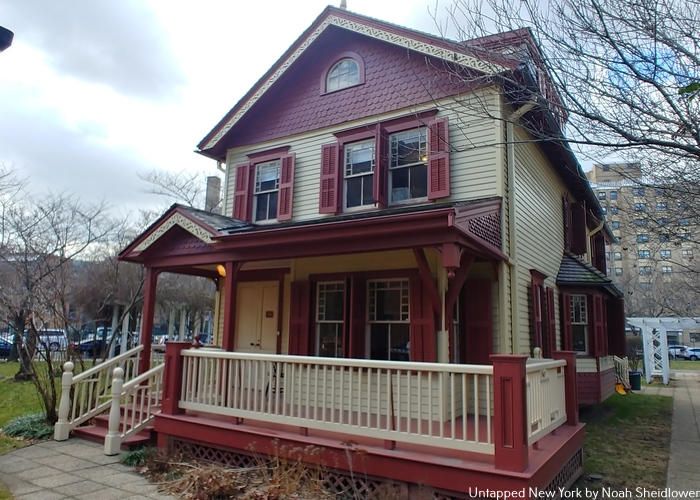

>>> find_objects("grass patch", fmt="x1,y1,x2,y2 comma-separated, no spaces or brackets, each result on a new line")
0,362,44,455
671,360,700,371
574,393,672,492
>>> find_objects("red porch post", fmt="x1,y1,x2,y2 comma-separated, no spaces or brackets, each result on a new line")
221,261,240,352
491,354,528,472
553,351,579,425
161,341,190,415
138,267,159,374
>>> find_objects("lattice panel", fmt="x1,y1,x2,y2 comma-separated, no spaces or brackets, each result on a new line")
172,440,257,469
543,448,584,493
468,211,501,249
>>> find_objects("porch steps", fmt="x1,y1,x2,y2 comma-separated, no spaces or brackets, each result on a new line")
71,407,158,450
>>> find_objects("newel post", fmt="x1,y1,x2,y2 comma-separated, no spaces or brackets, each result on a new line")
553,351,579,425
104,367,125,456
54,361,74,441
491,354,529,472
161,341,189,415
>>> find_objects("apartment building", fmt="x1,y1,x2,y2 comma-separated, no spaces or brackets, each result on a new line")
587,163,698,316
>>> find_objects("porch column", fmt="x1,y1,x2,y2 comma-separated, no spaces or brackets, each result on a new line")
491,354,528,472
553,351,579,425
221,261,240,351
161,341,190,415
178,308,187,341
138,267,159,374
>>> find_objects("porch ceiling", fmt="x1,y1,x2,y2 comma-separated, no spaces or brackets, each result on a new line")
119,199,505,267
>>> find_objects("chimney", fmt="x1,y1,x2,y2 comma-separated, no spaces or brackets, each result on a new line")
204,176,221,213
340,0,347,9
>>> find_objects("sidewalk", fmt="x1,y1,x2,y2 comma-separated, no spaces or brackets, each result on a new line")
643,370,700,491
0,438,173,500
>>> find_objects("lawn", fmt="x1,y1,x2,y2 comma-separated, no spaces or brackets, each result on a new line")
574,392,673,492
0,362,43,454
671,360,700,371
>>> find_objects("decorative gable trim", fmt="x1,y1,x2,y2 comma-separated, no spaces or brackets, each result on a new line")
135,213,214,252
200,13,505,151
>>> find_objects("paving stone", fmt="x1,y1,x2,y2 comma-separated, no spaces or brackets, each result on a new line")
53,479,109,496
0,457,37,474
95,471,150,489
107,462,137,473
75,487,139,500
72,467,123,481
118,480,161,495
9,445,56,459
0,475,43,496
15,466,63,481
16,491,67,500
31,472,83,488
33,455,101,472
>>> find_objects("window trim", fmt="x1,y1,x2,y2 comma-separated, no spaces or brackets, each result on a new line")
388,127,429,205
366,278,411,361
320,52,365,95
343,138,376,211
315,281,346,357
569,294,589,355
252,159,281,223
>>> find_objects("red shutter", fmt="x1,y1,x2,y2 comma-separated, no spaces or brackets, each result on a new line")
427,117,450,200
546,288,556,356
277,153,295,221
570,202,587,255
374,126,387,208
233,163,251,221
562,197,571,251
530,282,543,350
319,143,340,214
592,294,606,357
289,280,311,355
560,293,572,351
463,279,492,364
607,298,626,356
348,275,366,358
409,276,436,362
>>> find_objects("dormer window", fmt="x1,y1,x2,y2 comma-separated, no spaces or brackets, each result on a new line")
326,58,360,92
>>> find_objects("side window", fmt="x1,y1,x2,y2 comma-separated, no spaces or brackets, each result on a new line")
316,282,345,357
570,294,588,354
344,139,375,210
367,279,410,361
389,127,428,203
253,160,280,222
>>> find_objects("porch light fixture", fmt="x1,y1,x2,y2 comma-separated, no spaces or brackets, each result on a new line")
216,264,226,277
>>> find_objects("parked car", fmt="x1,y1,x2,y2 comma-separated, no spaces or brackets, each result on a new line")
681,348,700,361
668,345,689,358
35,329,68,352
76,327,120,356
0,337,12,358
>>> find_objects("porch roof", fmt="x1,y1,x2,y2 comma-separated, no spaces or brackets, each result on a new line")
556,253,623,298
119,198,505,265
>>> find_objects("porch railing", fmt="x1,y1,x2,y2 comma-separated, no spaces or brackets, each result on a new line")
613,355,630,389
178,349,495,454
54,345,143,441
104,363,164,455
526,359,567,445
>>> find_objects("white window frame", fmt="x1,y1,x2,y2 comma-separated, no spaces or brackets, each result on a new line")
660,249,672,259
315,281,345,358
388,127,428,205
343,139,375,211
661,265,673,274
253,160,280,223
326,58,360,92
570,294,589,355
366,279,410,361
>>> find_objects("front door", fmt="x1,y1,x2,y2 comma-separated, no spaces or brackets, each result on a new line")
235,281,279,353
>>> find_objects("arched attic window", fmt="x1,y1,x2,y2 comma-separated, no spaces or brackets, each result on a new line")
324,55,364,93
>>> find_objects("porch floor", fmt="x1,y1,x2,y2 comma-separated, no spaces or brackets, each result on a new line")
155,409,585,495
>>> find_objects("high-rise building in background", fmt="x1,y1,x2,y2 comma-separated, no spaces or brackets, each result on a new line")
587,163,698,316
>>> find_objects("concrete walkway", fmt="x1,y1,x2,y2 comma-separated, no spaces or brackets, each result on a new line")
0,438,174,500
642,369,700,490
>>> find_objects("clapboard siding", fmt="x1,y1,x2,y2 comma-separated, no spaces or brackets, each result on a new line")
223,90,501,222
512,127,567,355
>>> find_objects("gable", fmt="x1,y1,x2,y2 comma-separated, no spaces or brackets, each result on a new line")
218,27,473,150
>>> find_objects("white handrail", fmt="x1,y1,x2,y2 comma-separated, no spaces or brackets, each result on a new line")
179,349,495,454
104,363,164,455
54,345,143,441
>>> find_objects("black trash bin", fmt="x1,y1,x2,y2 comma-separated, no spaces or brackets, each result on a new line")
629,371,642,391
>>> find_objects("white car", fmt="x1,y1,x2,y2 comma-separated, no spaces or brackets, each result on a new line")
668,345,689,358
681,348,700,361
36,329,68,352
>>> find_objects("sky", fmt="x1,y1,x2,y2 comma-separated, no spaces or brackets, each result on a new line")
0,0,442,218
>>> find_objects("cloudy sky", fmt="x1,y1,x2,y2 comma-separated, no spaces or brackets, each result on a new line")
0,0,442,218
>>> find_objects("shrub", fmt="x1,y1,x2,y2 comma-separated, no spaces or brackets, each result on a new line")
2,413,52,440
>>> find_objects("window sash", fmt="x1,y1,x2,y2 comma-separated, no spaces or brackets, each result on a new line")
254,160,280,194
315,281,345,357
367,279,410,323
327,59,360,92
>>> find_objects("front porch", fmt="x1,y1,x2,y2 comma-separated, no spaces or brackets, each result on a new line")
154,344,583,495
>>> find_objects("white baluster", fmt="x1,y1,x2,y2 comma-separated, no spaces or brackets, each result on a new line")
54,361,75,441
104,367,125,455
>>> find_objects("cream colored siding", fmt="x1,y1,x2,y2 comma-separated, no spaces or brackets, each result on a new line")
224,90,501,221
512,127,567,355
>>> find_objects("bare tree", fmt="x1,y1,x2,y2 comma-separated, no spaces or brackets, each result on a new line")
140,169,219,209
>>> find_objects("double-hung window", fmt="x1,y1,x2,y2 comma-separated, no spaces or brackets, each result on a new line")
367,279,410,361
316,282,345,357
344,140,375,209
389,128,428,203
253,160,280,222
570,295,588,354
